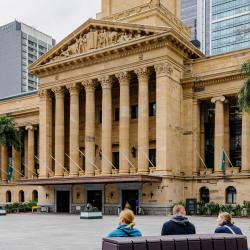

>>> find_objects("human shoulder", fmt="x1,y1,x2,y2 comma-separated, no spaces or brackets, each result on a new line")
214,226,228,233
107,227,125,237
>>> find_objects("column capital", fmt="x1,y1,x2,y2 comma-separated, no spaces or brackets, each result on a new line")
25,125,34,131
115,71,130,83
134,67,149,80
99,76,113,89
39,89,52,98
66,83,80,95
154,62,174,76
82,79,97,92
51,86,65,97
211,96,226,103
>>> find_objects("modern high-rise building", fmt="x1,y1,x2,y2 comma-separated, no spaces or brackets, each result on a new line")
0,21,55,98
211,0,250,55
181,0,250,55
180,0,211,55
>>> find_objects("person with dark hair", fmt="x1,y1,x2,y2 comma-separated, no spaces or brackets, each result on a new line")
161,205,196,235
107,209,142,237
215,212,242,235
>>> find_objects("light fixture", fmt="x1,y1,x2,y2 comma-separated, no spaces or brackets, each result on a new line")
76,192,80,199
46,193,49,199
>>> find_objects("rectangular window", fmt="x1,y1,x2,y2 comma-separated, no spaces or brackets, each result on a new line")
149,102,156,117
112,152,119,169
131,105,138,119
114,108,119,122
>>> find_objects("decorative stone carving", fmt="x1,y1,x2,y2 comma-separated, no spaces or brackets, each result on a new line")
134,67,149,80
82,79,97,91
211,96,226,103
51,86,65,96
115,71,130,82
66,83,80,95
99,76,113,89
51,28,144,61
154,63,174,76
38,89,52,98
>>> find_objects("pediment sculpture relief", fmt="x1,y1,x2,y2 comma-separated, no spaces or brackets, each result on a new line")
51,28,147,62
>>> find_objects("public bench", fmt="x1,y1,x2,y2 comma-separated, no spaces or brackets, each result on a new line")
102,234,248,250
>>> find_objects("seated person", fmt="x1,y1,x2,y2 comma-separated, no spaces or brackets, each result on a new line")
107,209,142,237
215,212,243,235
161,205,196,235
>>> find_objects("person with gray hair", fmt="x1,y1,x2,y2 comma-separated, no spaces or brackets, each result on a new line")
161,205,196,235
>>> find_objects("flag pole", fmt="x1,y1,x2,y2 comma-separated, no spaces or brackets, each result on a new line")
34,155,54,177
222,148,234,168
195,149,207,169
50,155,69,174
65,153,84,172
141,150,155,168
78,149,99,170
101,152,117,170
120,152,136,170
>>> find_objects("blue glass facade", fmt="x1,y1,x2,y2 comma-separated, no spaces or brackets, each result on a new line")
211,0,250,55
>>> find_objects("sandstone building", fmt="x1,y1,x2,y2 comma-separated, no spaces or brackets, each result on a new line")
0,0,249,214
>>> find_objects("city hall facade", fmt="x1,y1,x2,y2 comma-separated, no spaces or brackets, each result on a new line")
0,0,250,214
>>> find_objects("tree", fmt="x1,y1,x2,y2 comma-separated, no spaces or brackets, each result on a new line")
238,60,250,113
0,115,21,151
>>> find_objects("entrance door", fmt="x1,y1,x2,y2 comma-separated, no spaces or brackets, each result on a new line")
87,190,102,212
56,191,70,213
122,190,139,214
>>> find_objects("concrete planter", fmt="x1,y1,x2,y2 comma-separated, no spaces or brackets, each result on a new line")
80,211,103,219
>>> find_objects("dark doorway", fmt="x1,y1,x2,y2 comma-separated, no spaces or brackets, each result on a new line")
122,190,139,214
56,191,70,213
87,190,102,212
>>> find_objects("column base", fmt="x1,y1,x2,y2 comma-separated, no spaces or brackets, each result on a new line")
240,170,250,174
154,169,172,175
213,171,224,176
85,172,95,177
54,174,64,178
101,172,112,176
119,171,130,175
137,170,149,175
69,173,78,177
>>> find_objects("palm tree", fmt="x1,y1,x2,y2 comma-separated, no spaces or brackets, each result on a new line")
238,60,250,113
0,115,21,151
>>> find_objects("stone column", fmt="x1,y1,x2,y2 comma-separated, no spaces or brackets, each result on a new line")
52,86,65,177
67,83,80,176
82,80,96,176
242,111,250,173
12,146,21,180
99,76,113,175
211,96,225,174
1,146,8,181
116,72,130,175
154,63,174,174
26,125,35,179
39,89,53,178
135,67,149,174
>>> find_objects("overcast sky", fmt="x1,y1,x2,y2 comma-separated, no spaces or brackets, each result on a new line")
0,0,101,42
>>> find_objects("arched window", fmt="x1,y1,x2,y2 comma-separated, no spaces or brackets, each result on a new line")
6,190,11,203
19,190,25,202
200,187,210,203
32,190,38,201
226,186,236,204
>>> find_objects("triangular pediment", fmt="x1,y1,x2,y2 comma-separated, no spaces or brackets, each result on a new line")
30,19,169,69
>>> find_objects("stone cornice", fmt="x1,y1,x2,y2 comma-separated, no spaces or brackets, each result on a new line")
181,70,244,89
30,31,203,77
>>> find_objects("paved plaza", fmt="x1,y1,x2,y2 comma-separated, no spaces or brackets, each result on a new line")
0,214,250,250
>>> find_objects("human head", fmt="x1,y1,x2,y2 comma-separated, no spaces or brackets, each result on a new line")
118,209,135,228
217,212,232,226
173,205,186,216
